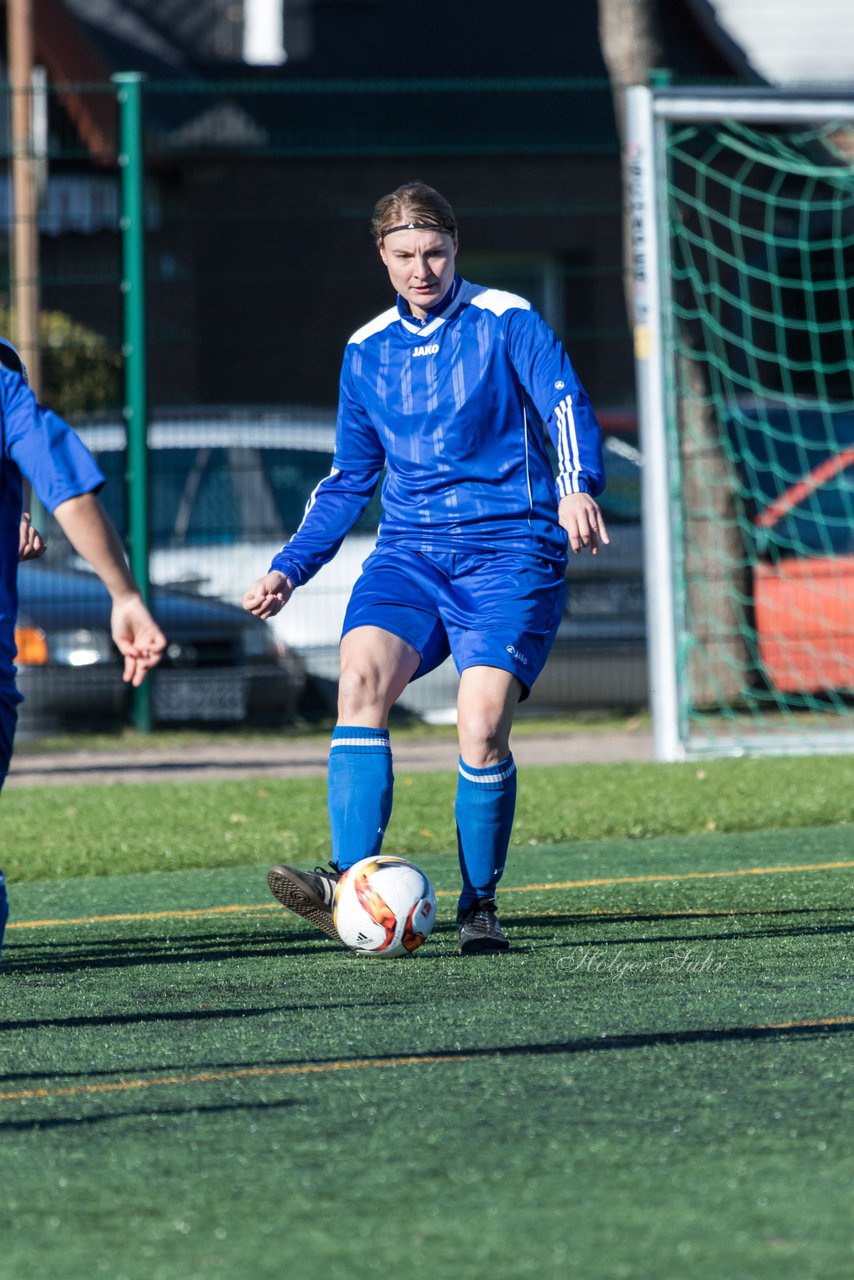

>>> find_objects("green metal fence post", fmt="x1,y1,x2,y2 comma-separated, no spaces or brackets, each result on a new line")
113,71,152,733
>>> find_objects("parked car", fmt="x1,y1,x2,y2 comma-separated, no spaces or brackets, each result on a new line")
70,407,647,720
738,406,854,694
14,562,306,735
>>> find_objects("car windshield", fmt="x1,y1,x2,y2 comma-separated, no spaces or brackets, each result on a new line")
727,407,854,552
97,446,384,546
727,407,854,558
760,460,854,557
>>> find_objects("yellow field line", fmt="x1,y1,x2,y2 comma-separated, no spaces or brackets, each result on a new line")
764,1016,854,1031
7,859,854,931
2,1016,852,1104
0,1053,472,1102
7,903,280,929
504,860,854,894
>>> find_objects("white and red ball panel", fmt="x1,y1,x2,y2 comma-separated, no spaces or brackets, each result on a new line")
333,856,437,957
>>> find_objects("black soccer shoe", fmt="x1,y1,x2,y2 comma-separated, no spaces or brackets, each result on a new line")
268,864,341,942
456,897,510,955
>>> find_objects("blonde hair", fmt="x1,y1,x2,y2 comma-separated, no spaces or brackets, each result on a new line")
371,181,457,244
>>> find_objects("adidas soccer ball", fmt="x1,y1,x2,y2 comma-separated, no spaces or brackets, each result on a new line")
333,856,437,957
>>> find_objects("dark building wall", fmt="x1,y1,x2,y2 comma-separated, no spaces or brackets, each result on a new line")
140,150,630,413
26,0,747,419
34,0,696,415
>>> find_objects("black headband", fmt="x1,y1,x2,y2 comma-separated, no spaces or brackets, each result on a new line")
380,220,455,239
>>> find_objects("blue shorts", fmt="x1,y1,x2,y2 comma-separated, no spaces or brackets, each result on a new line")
0,690,17,791
342,543,566,698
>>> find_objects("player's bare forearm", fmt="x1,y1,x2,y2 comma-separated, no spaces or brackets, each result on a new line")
558,492,610,555
53,491,140,600
53,491,166,683
242,570,294,619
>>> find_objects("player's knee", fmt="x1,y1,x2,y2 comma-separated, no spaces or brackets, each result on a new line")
337,659,387,719
457,711,509,767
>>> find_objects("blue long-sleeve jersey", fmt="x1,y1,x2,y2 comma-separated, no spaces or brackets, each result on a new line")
270,276,604,587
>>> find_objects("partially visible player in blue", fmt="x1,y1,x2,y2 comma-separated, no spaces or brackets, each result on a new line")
0,337,166,968
243,182,608,954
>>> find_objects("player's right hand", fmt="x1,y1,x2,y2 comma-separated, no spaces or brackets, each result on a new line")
558,492,610,556
242,570,293,619
111,595,167,687
18,512,47,561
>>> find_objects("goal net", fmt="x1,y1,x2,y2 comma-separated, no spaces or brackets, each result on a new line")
627,87,854,760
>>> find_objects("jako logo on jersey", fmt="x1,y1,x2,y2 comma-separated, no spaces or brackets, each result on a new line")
505,644,529,666
412,343,440,357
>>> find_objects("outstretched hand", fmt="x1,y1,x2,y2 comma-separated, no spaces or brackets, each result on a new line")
242,570,293,620
558,492,610,556
111,595,168,687
18,512,47,561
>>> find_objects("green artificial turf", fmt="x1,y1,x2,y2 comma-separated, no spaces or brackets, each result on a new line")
2,756,852,1278
1,753,852,883
2,827,854,1279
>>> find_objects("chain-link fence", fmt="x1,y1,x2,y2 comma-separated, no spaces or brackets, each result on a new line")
8,77,643,734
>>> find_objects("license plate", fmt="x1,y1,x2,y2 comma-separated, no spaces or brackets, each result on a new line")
153,671,247,722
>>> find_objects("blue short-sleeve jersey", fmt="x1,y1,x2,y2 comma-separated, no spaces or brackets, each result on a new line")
0,369,104,691
271,276,604,586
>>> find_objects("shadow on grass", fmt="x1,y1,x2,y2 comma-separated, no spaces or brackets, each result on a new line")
505,906,854,950
0,1096,299,1133
7,905,852,974
4,914,477,976
2,927,333,975
0,995,414,1044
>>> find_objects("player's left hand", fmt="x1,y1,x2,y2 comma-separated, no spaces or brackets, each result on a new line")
558,492,610,555
18,512,47,561
110,595,168,687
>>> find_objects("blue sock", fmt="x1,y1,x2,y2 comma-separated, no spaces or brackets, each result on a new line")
0,870,7,971
328,727,394,872
455,754,517,912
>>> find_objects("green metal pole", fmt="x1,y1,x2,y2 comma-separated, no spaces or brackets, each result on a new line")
113,72,152,732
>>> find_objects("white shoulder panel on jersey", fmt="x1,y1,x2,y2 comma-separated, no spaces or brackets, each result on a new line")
468,287,531,316
348,306,399,346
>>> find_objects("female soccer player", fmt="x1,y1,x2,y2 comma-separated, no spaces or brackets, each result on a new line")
0,339,166,966
243,182,608,954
